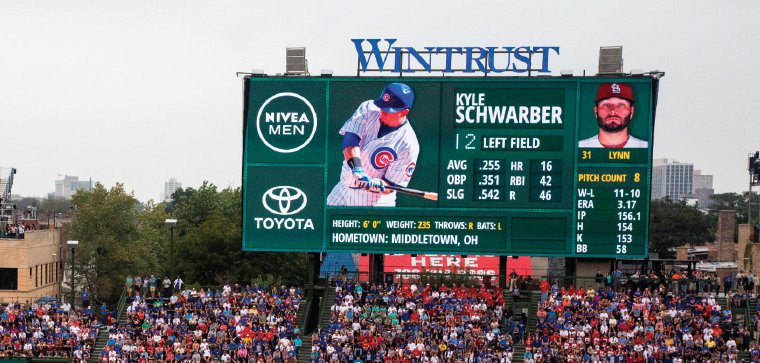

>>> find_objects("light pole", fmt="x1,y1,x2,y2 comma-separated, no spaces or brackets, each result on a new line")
165,219,177,279
67,240,78,307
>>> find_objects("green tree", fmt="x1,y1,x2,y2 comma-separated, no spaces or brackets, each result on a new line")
170,183,308,286
68,183,141,301
649,197,713,258
134,200,170,277
14,196,41,209
171,182,221,230
709,192,759,224
40,195,73,213
63,181,309,300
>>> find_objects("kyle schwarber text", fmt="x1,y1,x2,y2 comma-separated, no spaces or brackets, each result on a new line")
455,92,563,125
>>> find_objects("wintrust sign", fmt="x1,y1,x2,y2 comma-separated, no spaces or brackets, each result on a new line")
352,38,560,74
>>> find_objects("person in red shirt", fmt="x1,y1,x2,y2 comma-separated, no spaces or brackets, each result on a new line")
540,280,550,293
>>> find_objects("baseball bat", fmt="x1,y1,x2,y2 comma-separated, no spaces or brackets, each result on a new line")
385,185,438,201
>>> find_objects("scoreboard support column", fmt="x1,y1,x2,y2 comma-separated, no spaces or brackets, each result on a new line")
307,253,320,299
565,257,576,286
369,254,385,285
499,256,507,289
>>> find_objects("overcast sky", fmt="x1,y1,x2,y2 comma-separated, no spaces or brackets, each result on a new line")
2,1,758,202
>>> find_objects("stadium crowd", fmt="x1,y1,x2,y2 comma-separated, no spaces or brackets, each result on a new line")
311,277,516,363
5,269,760,362
0,300,99,360
524,273,760,363
96,283,303,363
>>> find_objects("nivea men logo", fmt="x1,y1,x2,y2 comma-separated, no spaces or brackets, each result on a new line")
352,38,560,74
256,92,318,153
256,186,314,230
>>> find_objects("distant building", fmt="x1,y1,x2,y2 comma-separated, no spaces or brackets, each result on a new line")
693,169,715,208
53,175,93,199
651,158,694,201
162,177,183,202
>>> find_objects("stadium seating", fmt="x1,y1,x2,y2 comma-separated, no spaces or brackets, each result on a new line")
313,280,513,362
95,285,303,362
527,285,746,362
0,300,99,360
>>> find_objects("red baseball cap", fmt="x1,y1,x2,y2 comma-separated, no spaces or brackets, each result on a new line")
596,83,634,103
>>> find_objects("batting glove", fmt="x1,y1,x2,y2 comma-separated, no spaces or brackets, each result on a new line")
351,167,385,192
368,178,386,193
351,167,372,189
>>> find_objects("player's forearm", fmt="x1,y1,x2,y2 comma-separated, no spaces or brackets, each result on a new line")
343,146,366,171
342,146,361,162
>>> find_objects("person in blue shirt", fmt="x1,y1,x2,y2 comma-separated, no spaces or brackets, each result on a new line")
81,290,90,307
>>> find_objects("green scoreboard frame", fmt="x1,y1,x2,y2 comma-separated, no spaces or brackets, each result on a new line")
243,77,657,258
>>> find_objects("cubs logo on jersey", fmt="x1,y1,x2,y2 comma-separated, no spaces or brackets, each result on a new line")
371,147,397,169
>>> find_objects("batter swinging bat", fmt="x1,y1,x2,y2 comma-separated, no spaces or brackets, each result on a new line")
385,185,438,201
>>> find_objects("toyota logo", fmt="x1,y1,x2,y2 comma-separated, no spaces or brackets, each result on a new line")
262,186,307,216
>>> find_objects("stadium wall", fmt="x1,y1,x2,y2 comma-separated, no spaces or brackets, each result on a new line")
0,229,61,304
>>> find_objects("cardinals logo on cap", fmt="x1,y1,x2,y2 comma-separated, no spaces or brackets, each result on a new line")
596,83,634,102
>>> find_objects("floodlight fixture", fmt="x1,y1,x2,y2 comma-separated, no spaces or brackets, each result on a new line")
598,46,624,75
285,47,309,76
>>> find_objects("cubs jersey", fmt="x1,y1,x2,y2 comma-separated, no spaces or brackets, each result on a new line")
327,100,420,206
578,134,648,148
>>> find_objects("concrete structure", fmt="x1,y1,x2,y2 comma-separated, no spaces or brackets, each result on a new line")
0,229,61,303
738,223,759,274
708,210,739,262
162,177,183,202
651,158,694,201
54,175,93,199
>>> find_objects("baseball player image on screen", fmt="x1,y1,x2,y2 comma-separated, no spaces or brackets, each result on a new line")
578,83,648,149
327,83,420,207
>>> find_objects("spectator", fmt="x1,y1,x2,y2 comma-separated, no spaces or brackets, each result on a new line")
148,274,157,298
724,273,734,296
162,276,171,297
125,275,134,297
510,269,519,291
133,274,142,297
595,270,604,290
173,276,184,292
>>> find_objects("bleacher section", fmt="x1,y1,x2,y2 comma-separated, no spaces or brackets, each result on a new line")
312,279,511,362
7,273,760,362
89,285,303,362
